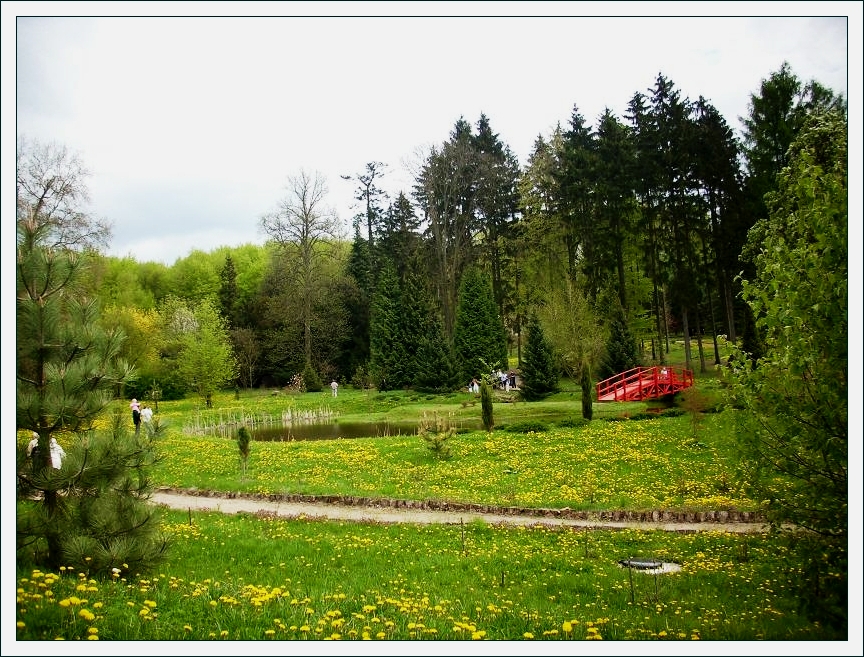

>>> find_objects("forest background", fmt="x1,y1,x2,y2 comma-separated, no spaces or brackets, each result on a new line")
16,64,848,406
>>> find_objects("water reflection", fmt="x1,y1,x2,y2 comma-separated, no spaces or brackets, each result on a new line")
253,419,482,442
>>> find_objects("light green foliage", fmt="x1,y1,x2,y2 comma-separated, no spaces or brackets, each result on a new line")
730,110,847,536
176,298,238,407
418,413,454,460
539,281,607,378
167,249,221,301
728,110,847,628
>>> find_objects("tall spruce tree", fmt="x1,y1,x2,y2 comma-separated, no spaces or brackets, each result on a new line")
520,314,559,401
368,261,403,391
452,267,508,385
413,313,459,393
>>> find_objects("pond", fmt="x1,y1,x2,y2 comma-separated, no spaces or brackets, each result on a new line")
252,418,484,442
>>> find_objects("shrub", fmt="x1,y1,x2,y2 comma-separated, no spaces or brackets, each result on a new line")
504,420,549,434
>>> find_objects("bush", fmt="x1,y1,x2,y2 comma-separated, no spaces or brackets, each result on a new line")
418,413,454,460
301,363,323,392
504,420,550,434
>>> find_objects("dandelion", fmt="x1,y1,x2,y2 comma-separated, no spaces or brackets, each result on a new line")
16,622,25,629
563,620,573,633
184,625,192,632
523,632,534,639
264,629,275,637
87,628,98,635
78,609,95,622
220,630,229,638
87,635,99,641
138,608,150,617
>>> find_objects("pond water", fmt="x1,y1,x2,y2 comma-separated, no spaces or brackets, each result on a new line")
252,419,484,442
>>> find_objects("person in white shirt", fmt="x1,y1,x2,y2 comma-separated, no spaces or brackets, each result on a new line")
49,437,66,469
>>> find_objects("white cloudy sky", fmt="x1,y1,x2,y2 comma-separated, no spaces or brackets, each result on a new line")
6,3,858,265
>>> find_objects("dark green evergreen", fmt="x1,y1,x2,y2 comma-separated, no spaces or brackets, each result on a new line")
16,217,166,574
301,362,323,393
368,261,402,391
452,267,508,385
480,379,494,431
413,313,459,393
520,315,559,401
218,254,239,328
599,304,641,380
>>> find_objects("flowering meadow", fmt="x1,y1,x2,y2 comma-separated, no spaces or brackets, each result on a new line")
14,385,847,642
16,509,838,641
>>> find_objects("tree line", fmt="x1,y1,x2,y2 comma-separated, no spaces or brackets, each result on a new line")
17,64,845,406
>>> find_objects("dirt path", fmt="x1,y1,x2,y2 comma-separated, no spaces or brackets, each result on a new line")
151,489,770,534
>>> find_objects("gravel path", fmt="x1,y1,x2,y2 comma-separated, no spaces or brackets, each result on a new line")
151,490,770,534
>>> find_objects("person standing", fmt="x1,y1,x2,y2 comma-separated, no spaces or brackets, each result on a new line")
330,380,338,397
141,404,154,433
130,398,141,435
27,432,41,471
49,437,66,469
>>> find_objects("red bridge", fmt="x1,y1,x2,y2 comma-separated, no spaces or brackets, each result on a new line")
596,366,695,402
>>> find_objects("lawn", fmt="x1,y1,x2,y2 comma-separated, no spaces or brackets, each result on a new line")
15,345,848,642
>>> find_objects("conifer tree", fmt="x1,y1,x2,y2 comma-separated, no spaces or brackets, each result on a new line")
520,314,559,401
16,217,167,573
414,313,459,393
452,267,508,384
599,304,641,380
368,261,402,391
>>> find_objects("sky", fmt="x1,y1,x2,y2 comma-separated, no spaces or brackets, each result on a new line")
5,3,859,267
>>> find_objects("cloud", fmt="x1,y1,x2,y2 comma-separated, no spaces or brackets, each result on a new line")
8,11,855,265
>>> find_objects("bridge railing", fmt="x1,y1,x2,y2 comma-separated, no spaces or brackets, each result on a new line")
596,366,695,401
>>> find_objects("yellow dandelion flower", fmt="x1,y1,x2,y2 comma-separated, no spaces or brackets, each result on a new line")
563,621,573,633
87,628,98,635
87,635,99,641
78,609,95,622
93,602,103,609
220,630,229,637
138,608,150,616
264,630,275,637
16,622,25,629
184,625,192,632
523,632,534,639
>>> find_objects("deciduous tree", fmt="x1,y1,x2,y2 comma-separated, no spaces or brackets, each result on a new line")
728,110,847,628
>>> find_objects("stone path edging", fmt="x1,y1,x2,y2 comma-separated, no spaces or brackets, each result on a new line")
153,487,770,534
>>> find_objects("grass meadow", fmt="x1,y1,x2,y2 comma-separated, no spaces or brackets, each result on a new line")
14,344,850,644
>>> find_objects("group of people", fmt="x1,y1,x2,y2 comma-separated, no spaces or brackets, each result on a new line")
130,398,154,434
24,397,155,472
468,370,519,394
26,432,65,470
